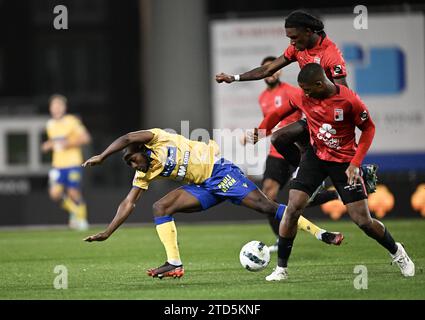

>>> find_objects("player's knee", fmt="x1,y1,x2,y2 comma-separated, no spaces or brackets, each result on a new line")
49,190,62,202
271,132,286,148
67,190,82,202
281,207,300,226
357,219,374,234
152,201,167,217
262,186,278,201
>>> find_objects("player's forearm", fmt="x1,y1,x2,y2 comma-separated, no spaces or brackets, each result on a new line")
351,124,375,167
99,135,132,160
104,199,136,236
258,112,282,135
239,66,272,81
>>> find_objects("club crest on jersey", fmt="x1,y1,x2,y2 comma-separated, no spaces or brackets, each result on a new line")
314,56,321,64
334,109,344,121
274,96,282,107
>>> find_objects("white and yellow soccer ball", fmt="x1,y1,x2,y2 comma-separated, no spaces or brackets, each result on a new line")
239,240,270,272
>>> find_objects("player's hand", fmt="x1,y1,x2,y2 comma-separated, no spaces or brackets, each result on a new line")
82,155,103,167
246,128,259,144
41,140,54,153
346,164,361,186
240,134,247,146
215,73,235,83
83,232,109,242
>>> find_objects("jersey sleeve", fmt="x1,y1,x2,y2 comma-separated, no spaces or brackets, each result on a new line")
68,115,87,136
324,46,347,79
283,45,297,62
258,96,298,135
145,128,163,147
132,171,150,190
350,92,375,167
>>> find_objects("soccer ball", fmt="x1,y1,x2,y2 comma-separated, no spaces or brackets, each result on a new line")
239,240,270,272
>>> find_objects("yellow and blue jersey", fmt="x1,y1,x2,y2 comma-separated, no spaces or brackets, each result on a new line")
132,129,258,209
132,128,221,190
46,114,86,168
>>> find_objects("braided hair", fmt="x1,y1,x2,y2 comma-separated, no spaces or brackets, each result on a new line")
284,11,326,38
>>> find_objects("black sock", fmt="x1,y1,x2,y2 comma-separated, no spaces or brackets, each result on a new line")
377,228,398,254
277,236,295,267
267,214,280,237
307,190,339,207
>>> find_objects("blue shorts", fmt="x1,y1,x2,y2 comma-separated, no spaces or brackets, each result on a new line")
49,167,83,189
182,158,258,210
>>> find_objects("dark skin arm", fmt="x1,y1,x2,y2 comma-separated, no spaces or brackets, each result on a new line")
83,187,144,241
82,130,154,167
215,54,292,83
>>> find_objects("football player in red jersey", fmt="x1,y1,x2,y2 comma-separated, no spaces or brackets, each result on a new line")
246,56,340,250
259,64,414,280
216,10,378,194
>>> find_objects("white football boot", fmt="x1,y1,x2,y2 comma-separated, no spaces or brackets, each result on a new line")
265,266,288,281
390,242,415,277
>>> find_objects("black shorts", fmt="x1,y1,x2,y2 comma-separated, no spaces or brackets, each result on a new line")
289,148,367,204
263,155,292,189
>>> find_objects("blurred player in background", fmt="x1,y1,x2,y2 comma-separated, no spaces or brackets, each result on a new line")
82,128,342,279
245,55,339,252
216,10,378,194
41,94,91,231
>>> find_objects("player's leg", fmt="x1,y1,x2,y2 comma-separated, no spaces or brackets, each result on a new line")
270,120,306,167
67,187,88,230
148,186,212,278
63,167,87,230
48,168,74,227
329,164,414,277
261,155,291,250
262,178,281,250
266,149,328,281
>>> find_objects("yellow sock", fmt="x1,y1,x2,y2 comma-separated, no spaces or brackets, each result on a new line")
297,215,323,239
75,202,87,220
62,196,87,220
62,196,75,215
156,220,181,265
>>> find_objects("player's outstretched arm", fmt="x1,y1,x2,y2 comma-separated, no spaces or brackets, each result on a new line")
215,54,291,83
84,187,144,242
82,130,154,167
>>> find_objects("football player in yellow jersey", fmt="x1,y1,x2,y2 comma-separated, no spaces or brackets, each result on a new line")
41,94,91,230
82,128,343,278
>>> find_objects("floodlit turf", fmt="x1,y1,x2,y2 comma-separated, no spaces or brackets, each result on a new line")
0,219,424,300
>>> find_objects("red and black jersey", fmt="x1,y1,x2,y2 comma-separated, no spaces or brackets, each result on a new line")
284,36,347,82
259,85,375,167
258,82,303,159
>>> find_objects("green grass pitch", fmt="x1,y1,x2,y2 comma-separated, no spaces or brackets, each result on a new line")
0,219,424,299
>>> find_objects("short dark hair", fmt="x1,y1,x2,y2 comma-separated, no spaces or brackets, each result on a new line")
261,56,277,65
122,143,147,165
284,10,325,37
48,94,68,105
297,63,325,83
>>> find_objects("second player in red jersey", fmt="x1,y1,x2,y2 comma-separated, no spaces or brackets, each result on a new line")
259,82,374,167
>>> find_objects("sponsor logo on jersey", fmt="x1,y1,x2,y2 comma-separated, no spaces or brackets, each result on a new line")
175,151,190,181
317,123,341,149
160,146,177,177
